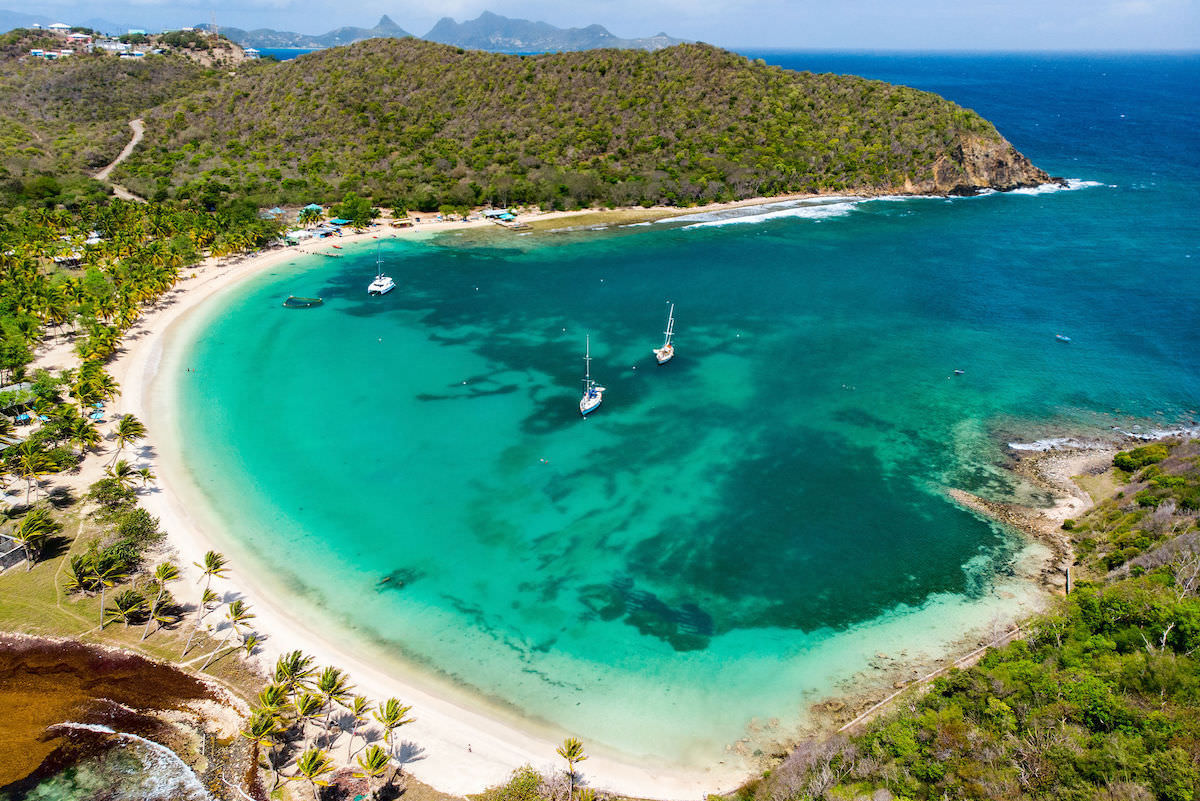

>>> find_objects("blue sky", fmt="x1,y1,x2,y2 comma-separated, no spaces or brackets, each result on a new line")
32,0,1200,49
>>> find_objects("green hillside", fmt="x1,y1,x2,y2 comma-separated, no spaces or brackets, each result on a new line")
114,39,1047,210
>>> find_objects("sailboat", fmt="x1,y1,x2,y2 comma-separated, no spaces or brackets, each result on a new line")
653,303,676,365
579,334,605,416
367,245,395,295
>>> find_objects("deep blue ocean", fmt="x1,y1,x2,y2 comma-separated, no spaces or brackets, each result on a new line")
169,52,1200,770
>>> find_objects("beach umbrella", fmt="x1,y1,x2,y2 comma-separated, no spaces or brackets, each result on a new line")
92,402,105,409
16,413,29,422
90,412,104,421
38,415,50,422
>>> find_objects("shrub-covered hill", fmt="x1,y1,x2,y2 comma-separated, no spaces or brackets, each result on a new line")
0,39,220,202
117,39,1050,210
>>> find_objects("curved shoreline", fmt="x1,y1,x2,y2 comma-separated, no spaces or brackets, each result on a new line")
111,225,746,798
57,182,1134,796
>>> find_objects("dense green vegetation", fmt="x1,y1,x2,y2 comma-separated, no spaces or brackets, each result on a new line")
727,440,1200,801
0,31,243,191
115,39,1040,210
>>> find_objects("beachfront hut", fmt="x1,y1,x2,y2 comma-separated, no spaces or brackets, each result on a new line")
328,218,351,226
303,203,323,211
482,209,511,219
49,23,70,31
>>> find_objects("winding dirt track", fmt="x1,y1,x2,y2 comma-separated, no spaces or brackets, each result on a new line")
94,118,146,202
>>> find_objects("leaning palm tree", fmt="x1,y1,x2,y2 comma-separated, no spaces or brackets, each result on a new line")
557,737,588,797
200,599,254,669
343,695,373,759
105,589,146,627
293,691,325,750
274,650,317,700
110,413,147,465
9,506,60,570
140,562,179,640
194,550,228,592
354,744,393,800
181,587,220,656
291,747,335,801
373,697,415,754
314,666,354,734
242,708,286,790
136,466,155,487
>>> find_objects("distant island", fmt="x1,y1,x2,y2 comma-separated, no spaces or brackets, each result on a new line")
190,11,685,54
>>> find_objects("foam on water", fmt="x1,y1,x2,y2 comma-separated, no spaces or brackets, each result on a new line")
46,723,212,800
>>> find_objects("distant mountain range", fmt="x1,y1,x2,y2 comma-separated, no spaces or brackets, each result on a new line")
424,11,682,52
196,15,413,50
197,11,683,53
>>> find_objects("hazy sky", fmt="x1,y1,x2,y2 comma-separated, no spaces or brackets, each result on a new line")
35,0,1200,49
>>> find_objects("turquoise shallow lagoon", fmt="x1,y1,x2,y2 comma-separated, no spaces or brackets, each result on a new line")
172,54,1199,766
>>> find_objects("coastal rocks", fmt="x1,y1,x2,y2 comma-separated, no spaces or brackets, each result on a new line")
921,133,1057,195
0,634,253,800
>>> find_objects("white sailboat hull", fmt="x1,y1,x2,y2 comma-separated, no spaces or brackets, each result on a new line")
653,344,674,364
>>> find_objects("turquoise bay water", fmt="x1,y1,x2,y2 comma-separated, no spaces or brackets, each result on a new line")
175,55,1200,765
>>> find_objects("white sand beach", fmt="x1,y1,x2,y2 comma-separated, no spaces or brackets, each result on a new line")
69,216,745,799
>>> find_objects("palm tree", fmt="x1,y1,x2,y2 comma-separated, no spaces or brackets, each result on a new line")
106,459,138,489
181,587,220,656
344,695,372,759
105,589,146,627
354,744,393,800
8,506,60,570
0,416,16,446
194,550,228,592
242,632,262,655
556,737,588,797
69,418,101,454
137,466,156,486
140,562,179,640
274,650,317,700
9,441,54,504
298,207,323,227
293,692,325,750
373,697,415,754
201,599,254,669
255,683,291,717
315,666,354,734
291,747,335,801
242,709,286,789
110,413,146,465
93,561,127,628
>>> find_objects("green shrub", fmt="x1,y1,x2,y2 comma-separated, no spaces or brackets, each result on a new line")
1114,444,1171,473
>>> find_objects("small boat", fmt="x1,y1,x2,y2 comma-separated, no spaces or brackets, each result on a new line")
1056,334,1071,343
331,244,342,249
953,369,965,375
368,245,395,296
282,296,323,308
653,303,676,365
579,334,605,416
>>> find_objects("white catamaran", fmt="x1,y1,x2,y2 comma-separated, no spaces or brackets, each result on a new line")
367,245,396,296
653,303,676,365
579,334,605,416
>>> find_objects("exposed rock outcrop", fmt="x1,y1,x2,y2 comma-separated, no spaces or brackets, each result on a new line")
923,134,1058,195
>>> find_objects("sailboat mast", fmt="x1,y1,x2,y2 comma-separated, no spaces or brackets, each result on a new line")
584,334,592,386
663,303,675,347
